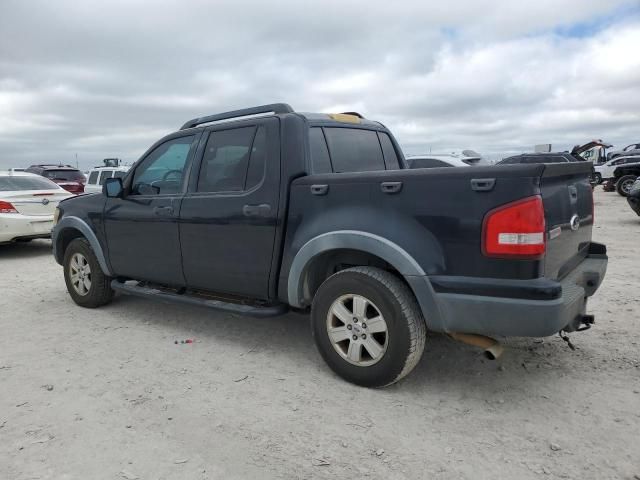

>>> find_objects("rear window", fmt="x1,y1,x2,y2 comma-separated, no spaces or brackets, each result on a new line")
99,170,113,185
324,128,385,173
43,169,85,181
378,133,400,170
0,176,60,191
309,128,332,174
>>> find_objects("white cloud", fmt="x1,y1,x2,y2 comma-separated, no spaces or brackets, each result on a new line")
0,0,638,167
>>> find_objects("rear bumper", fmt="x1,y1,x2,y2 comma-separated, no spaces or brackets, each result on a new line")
0,213,54,243
410,242,607,337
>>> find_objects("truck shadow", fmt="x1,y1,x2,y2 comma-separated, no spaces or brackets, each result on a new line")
0,239,53,259
109,294,587,397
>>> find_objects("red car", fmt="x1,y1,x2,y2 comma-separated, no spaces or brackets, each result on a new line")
25,165,86,194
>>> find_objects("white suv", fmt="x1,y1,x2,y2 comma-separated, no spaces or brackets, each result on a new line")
594,156,640,183
85,166,130,194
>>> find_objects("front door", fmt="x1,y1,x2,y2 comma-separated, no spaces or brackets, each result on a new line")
104,134,199,286
179,118,280,299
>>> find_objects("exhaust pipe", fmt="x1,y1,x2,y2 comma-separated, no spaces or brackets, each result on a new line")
449,332,504,360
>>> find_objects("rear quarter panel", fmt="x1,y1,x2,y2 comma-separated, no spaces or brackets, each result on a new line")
279,165,549,303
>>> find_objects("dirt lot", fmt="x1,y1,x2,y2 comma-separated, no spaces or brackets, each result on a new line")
1,189,638,480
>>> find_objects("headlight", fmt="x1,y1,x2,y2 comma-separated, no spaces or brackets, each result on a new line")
53,207,61,226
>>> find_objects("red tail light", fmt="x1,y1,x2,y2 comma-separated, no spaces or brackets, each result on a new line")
0,200,18,214
482,196,546,259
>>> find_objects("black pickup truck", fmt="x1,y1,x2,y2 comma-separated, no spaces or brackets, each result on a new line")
52,103,607,387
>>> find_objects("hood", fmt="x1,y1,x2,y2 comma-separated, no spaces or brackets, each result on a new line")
571,140,612,156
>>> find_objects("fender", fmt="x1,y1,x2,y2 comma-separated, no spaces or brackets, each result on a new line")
287,230,426,307
52,216,113,276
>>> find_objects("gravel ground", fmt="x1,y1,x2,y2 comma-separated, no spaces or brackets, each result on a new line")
1,188,638,480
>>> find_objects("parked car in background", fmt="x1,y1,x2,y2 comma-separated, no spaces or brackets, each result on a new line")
9,167,25,173
608,143,640,160
499,141,611,167
594,156,640,185
25,165,86,194
611,161,640,197
85,165,130,194
0,171,72,244
497,153,578,165
406,154,472,169
52,103,607,387
626,178,640,216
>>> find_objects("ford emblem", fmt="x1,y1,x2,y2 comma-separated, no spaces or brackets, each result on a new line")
41,198,50,205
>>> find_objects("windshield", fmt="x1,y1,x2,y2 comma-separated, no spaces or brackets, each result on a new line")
43,169,85,182
0,176,61,191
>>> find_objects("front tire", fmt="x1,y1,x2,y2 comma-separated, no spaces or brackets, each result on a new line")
616,175,637,197
593,172,602,185
63,238,114,308
311,267,426,387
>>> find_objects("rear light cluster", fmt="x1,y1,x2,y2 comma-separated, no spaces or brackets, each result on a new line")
0,200,18,214
482,196,546,259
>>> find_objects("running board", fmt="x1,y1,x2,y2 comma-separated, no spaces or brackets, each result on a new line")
110,280,288,318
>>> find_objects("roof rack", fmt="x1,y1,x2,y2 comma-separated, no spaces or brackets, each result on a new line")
180,103,294,130
340,111,365,118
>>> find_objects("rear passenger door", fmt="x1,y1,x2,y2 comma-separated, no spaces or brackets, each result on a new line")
179,117,280,299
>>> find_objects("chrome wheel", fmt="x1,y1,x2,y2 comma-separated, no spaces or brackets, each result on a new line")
326,294,389,367
69,253,92,296
621,178,634,194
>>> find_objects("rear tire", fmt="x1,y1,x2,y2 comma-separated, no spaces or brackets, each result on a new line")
616,175,637,197
593,172,602,185
63,238,114,308
311,267,426,387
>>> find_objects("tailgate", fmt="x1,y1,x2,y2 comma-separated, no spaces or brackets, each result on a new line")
540,163,594,280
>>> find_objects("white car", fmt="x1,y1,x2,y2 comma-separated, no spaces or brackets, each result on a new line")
593,156,640,183
0,171,72,244
406,154,475,169
84,165,130,194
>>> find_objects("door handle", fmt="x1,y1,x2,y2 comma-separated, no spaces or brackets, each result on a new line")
310,184,329,196
243,204,272,217
153,206,174,216
470,178,496,192
380,181,402,194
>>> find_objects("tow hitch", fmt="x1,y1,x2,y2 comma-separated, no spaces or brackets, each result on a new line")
559,314,596,350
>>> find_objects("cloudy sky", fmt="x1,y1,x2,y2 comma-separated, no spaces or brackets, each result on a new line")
1,0,639,169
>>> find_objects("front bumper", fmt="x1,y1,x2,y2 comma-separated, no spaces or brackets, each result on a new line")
0,213,54,243
409,243,608,338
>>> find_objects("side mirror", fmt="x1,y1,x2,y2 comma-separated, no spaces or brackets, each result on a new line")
103,177,123,198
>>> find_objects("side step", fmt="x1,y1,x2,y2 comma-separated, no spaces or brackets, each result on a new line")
111,280,288,318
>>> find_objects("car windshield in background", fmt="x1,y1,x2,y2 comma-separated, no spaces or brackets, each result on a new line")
43,170,85,181
0,176,60,191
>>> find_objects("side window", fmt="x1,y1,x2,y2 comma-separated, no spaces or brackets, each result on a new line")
98,170,113,185
113,170,127,179
197,126,258,192
378,133,400,170
131,135,194,195
88,171,99,184
324,128,385,173
309,127,332,174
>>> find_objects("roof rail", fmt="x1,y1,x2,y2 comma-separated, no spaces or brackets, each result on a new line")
340,111,365,118
180,103,294,130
